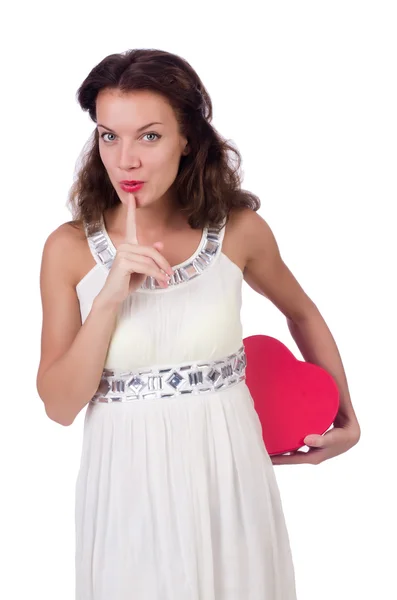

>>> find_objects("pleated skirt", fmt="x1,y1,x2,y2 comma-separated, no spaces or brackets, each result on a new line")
75,380,297,599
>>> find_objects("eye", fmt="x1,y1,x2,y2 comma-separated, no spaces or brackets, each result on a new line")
100,132,116,143
142,133,161,142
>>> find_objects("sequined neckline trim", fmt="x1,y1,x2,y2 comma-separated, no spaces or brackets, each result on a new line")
85,216,226,292
100,214,208,271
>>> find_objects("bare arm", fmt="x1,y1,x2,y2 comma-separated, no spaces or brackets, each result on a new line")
242,208,360,446
36,224,118,426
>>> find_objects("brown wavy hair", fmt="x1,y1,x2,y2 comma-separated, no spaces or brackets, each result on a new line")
67,48,260,235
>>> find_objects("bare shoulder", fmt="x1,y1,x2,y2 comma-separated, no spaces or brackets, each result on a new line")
229,207,272,249
221,207,253,272
41,220,91,287
45,219,85,243
227,207,287,270
224,207,268,272
230,208,316,321
43,219,81,250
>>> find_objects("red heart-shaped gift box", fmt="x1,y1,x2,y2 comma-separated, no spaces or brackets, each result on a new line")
243,335,340,456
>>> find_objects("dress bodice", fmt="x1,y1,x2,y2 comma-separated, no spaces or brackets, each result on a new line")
76,216,244,371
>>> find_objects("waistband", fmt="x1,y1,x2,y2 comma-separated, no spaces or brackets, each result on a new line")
90,345,246,403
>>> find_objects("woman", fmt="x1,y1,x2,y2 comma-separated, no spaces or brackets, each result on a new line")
37,48,360,599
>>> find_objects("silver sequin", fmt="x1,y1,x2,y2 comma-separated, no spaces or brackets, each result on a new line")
84,216,225,290
91,346,247,402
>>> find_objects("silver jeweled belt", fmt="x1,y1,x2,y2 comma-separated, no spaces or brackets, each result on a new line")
90,345,247,403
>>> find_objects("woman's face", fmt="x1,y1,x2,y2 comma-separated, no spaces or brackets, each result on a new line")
96,88,188,207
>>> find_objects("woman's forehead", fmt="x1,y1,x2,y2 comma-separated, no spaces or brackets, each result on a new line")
96,89,176,128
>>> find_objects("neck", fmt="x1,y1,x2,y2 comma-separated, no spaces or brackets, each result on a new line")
106,190,187,238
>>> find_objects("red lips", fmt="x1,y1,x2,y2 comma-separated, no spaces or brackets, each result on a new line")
120,180,144,184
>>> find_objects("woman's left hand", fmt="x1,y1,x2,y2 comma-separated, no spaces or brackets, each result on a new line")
270,418,361,466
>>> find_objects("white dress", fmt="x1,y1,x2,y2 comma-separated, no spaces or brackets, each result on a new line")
74,215,297,600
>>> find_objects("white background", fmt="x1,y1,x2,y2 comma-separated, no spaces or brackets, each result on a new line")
1,1,396,598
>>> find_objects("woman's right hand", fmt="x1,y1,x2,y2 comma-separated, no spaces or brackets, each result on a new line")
95,194,174,309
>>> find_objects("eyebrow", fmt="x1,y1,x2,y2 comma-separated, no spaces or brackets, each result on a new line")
96,121,163,134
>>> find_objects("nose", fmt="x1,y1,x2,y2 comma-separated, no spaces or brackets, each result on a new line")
118,142,142,170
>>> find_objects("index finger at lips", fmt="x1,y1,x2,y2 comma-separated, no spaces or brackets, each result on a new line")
125,194,138,244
